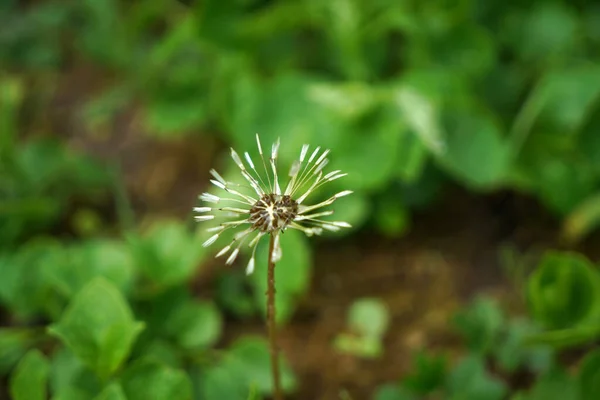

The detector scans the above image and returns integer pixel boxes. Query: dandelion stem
[267,233,283,400]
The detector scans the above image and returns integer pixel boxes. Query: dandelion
[194,134,353,274]
[194,134,351,400]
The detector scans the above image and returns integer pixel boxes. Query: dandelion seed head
[194,134,351,272]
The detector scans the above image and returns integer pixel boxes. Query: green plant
[193,135,352,399]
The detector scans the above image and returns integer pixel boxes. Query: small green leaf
[48,278,144,379]
[374,384,417,400]
[164,300,222,350]
[199,363,247,400]
[120,361,192,400]
[526,366,578,400]
[527,252,600,330]
[446,355,507,400]
[579,349,600,400]
[9,349,49,400]
[227,336,296,395]
[348,298,390,339]
[93,384,127,400]
[402,351,447,395]
[453,296,504,355]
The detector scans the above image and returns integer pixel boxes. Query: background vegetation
[3,0,600,399]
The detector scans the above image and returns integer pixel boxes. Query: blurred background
[3,0,600,399]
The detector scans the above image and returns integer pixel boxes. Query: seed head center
[249,194,299,233]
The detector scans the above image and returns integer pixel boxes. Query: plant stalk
[267,233,283,400]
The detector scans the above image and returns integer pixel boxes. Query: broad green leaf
[49,348,102,400]
[331,107,404,191]
[0,239,62,319]
[93,384,127,400]
[527,252,600,330]
[226,336,296,395]
[579,349,600,400]
[504,3,580,65]
[48,239,135,302]
[536,66,600,133]
[128,220,207,288]
[526,366,578,400]
[9,349,49,400]
[120,361,192,400]
[48,278,144,379]
[446,355,507,400]
[199,363,248,400]
[438,108,509,189]
[164,300,222,350]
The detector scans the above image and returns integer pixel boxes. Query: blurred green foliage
[3,0,600,398]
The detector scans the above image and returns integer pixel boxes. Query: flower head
[194,134,352,274]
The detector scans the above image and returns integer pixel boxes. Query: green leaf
[374,194,409,237]
[0,328,37,374]
[527,252,600,330]
[332,107,405,191]
[48,239,135,302]
[402,351,447,395]
[93,384,127,400]
[446,355,508,400]
[48,278,144,379]
[374,384,417,400]
[438,108,510,189]
[49,347,103,400]
[453,296,504,355]
[504,3,580,65]
[526,366,578,400]
[164,300,222,350]
[120,361,192,400]
[535,66,600,133]
[9,349,49,400]
[252,230,311,324]
[0,239,61,319]
[226,336,296,395]
[198,363,248,400]
[526,325,600,350]
[495,319,553,373]
[348,298,390,339]
[579,349,600,400]
[128,220,207,288]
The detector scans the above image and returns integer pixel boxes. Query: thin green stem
[267,233,283,400]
